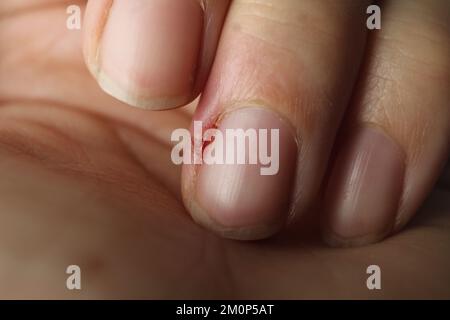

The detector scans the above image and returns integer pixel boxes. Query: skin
[0,0,448,298]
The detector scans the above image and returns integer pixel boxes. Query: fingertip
[321,126,405,247]
[83,0,204,110]
[182,107,298,240]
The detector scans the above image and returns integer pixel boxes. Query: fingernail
[94,0,203,109]
[194,107,298,240]
[324,126,405,246]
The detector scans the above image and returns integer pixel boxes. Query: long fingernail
[193,107,298,240]
[93,0,203,109]
[324,126,405,247]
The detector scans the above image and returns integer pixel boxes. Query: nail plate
[95,0,203,109]
[324,126,405,246]
[194,107,298,239]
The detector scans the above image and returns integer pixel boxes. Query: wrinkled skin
[0,1,449,299]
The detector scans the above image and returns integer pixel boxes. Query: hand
[0,0,448,298]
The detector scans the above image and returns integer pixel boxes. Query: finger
[323,0,450,246]
[83,0,230,110]
[181,0,370,239]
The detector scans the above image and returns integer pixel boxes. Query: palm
[0,1,448,299]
